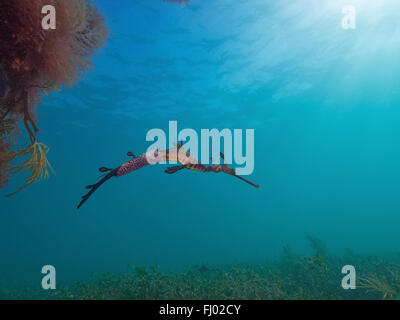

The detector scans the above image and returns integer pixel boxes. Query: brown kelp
[0,0,108,194]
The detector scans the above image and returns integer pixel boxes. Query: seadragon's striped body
[115,154,150,177]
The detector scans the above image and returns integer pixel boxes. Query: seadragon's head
[166,141,199,165]
[144,142,199,166]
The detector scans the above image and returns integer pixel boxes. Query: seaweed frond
[6,141,55,196]
[358,276,398,300]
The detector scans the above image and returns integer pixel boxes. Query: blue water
[1,0,400,290]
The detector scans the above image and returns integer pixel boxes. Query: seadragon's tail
[77,167,119,209]
[77,152,150,209]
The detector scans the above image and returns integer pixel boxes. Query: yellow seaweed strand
[358,276,397,300]
[7,141,55,196]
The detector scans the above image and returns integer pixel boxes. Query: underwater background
[1,0,400,299]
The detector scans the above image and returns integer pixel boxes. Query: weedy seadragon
[77,142,259,209]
